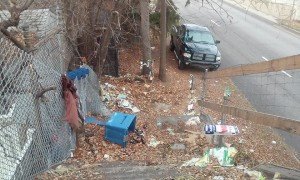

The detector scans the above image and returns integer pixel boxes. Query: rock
[244,170,264,179]
[104,154,110,160]
[171,143,186,150]
[55,165,69,175]
[153,102,172,111]
[273,172,282,179]
[186,116,201,126]
[148,136,161,148]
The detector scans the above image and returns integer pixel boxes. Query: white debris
[167,128,175,135]
[186,116,201,126]
[131,106,140,113]
[187,104,194,111]
[104,154,110,160]
[148,136,162,148]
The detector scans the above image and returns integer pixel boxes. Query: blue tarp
[67,67,89,80]
[85,117,106,126]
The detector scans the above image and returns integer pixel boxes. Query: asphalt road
[172,0,300,156]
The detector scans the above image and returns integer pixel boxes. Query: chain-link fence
[0,23,106,180]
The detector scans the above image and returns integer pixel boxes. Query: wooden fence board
[198,100,300,135]
[205,55,300,79]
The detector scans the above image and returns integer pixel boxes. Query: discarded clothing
[62,75,82,131]
[181,147,238,168]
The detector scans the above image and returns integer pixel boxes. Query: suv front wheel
[178,59,185,70]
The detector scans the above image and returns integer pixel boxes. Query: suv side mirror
[215,40,220,44]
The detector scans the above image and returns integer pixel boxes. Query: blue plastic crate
[105,112,136,147]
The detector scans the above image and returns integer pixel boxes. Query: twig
[36,86,57,99]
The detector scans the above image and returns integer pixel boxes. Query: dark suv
[170,24,221,70]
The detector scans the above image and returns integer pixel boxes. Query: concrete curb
[222,0,300,35]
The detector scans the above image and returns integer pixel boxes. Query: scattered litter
[118,99,140,113]
[167,128,175,135]
[211,147,237,166]
[236,165,246,170]
[272,140,277,145]
[181,147,238,168]
[238,138,245,144]
[250,149,255,153]
[131,106,140,113]
[171,143,186,150]
[186,116,201,126]
[130,129,145,144]
[213,176,224,180]
[187,104,194,111]
[102,94,111,102]
[144,84,150,88]
[104,83,116,89]
[151,46,155,50]
[204,125,239,135]
[117,93,127,100]
[104,154,110,160]
[194,153,210,167]
[119,99,130,107]
[185,110,196,116]
[148,136,162,148]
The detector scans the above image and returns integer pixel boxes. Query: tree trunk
[140,0,152,76]
[159,0,167,82]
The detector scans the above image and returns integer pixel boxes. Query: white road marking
[262,56,269,61]
[262,56,292,77]
[211,20,220,27]
[281,70,293,77]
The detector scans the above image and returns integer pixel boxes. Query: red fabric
[61,75,81,130]
[64,90,81,129]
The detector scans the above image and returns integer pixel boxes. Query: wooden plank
[253,164,300,180]
[197,100,300,135]
[205,55,300,79]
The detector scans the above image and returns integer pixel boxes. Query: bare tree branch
[20,0,35,11]
[0,0,35,51]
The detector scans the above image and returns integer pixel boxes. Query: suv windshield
[185,30,215,44]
